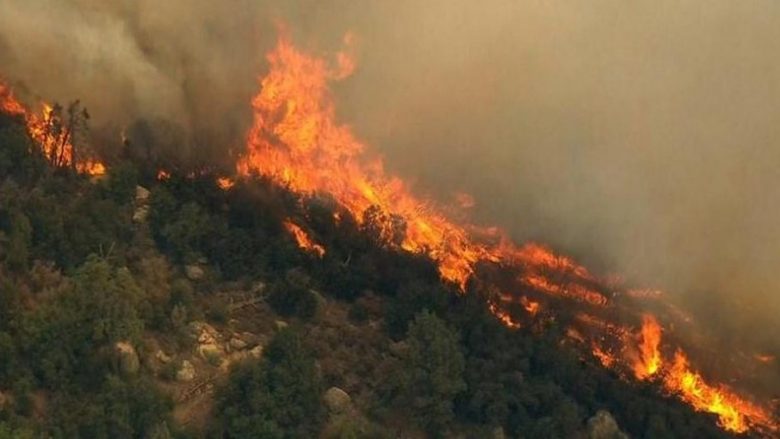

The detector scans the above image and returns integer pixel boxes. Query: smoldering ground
[1,0,779,368]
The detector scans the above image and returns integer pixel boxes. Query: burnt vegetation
[0,109,746,438]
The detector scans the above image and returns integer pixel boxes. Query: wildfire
[0,81,105,176]
[217,177,235,190]
[283,220,325,257]
[157,170,171,181]
[520,295,540,316]
[235,32,778,435]
[633,314,663,380]
[488,302,522,329]
[663,351,776,433]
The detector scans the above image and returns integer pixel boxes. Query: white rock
[249,345,264,359]
[155,350,172,364]
[135,186,151,202]
[185,265,205,281]
[230,337,248,351]
[176,360,196,382]
[323,387,351,414]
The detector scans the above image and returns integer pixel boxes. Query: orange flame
[489,302,522,329]
[217,177,235,190]
[0,81,104,176]
[236,32,507,290]
[664,351,775,433]
[633,314,663,380]
[283,220,325,257]
[236,32,777,435]
[520,295,540,316]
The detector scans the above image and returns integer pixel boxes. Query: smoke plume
[1,0,779,359]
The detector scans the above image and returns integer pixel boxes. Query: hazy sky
[1,0,778,348]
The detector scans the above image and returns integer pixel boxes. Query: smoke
[0,0,275,165]
[1,0,779,355]
[326,1,780,354]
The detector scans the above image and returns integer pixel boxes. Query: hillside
[0,107,749,438]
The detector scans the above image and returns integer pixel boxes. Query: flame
[664,351,775,433]
[488,301,522,329]
[633,314,663,380]
[217,177,235,190]
[283,220,325,257]
[520,295,540,316]
[0,82,26,116]
[236,31,506,290]
[236,33,777,435]
[0,81,104,176]
[592,345,617,368]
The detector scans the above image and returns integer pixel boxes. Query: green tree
[395,311,466,435]
[216,328,324,438]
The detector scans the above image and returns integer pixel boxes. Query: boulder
[323,387,352,415]
[275,320,289,330]
[115,341,140,375]
[176,360,196,382]
[135,186,151,202]
[185,265,205,281]
[229,337,248,351]
[199,343,222,361]
[155,350,172,364]
[587,410,628,439]
[251,281,267,295]
[247,345,263,359]
[133,205,150,223]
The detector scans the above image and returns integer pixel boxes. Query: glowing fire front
[0,81,104,176]
[234,33,778,435]
[283,220,325,257]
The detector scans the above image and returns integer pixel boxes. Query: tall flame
[237,33,777,435]
[634,314,663,380]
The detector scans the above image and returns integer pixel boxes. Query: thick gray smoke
[0,0,275,166]
[1,1,778,356]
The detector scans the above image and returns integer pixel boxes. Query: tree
[216,328,324,438]
[394,311,466,435]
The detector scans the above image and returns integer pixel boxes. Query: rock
[115,341,140,375]
[135,186,151,202]
[323,387,351,415]
[251,281,267,295]
[240,332,261,346]
[176,360,196,382]
[388,341,408,357]
[199,343,222,360]
[275,320,288,330]
[249,345,264,359]
[133,205,150,223]
[587,410,628,439]
[185,265,205,281]
[155,350,172,364]
[229,337,248,351]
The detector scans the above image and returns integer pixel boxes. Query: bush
[267,281,319,320]
[215,328,324,438]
